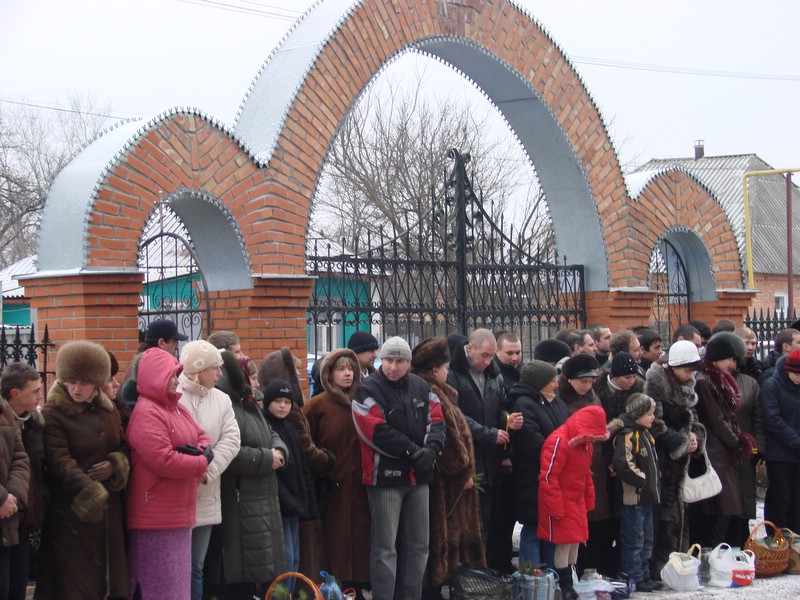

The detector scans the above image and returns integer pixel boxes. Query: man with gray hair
[353,336,445,600]
[447,328,522,565]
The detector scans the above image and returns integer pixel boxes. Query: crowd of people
[0,316,798,599]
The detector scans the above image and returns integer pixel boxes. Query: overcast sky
[1,0,798,172]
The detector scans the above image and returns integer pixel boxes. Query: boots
[555,567,579,600]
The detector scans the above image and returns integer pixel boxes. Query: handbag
[681,449,722,503]
[660,543,702,591]
[707,543,755,588]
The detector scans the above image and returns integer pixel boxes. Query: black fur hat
[56,341,111,388]
[561,352,600,380]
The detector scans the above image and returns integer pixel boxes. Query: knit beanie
[347,330,380,354]
[379,336,412,361]
[785,350,800,373]
[411,337,450,373]
[533,339,572,363]
[708,331,746,364]
[610,352,639,377]
[522,360,558,390]
[667,340,701,367]
[704,333,738,362]
[56,341,111,388]
[263,378,293,404]
[561,352,600,380]
[180,340,223,375]
[626,393,656,421]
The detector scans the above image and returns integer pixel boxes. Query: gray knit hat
[522,360,558,391]
[180,340,223,375]
[626,393,656,421]
[379,336,412,361]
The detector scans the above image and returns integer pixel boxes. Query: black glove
[202,445,214,465]
[175,444,203,456]
[410,445,437,472]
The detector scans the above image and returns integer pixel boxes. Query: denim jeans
[519,525,555,570]
[367,484,430,600]
[618,503,654,583]
[282,516,300,591]
[191,525,213,600]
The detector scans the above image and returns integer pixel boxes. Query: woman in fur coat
[643,340,705,575]
[303,348,370,597]
[36,341,129,600]
[411,337,485,600]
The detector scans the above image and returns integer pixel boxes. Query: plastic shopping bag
[707,544,755,588]
[660,543,702,591]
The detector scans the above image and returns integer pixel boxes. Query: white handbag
[681,449,722,503]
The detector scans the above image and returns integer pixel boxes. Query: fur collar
[645,362,698,411]
[557,372,600,411]
[46,382,115,416]
[217,350,251,405]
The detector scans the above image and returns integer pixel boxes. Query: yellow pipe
[742,167,800,289]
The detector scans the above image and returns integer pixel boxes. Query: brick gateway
[27,0,754,373]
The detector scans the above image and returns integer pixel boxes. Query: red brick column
[207,276,315,365]
[690,290,758,328]
[20,271,144,380]
[585,288,659,330]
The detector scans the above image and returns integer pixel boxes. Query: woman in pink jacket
[126,347,213,600]
[538,405,610,600]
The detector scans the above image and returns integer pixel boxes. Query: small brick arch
[628,169,743,291]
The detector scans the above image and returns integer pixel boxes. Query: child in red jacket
[538,405,609,600]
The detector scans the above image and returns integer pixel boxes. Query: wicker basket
[265,572,324,600]
[744,520,791,577]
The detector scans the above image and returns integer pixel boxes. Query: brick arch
[235,0,629,291]
[627,169,743,292]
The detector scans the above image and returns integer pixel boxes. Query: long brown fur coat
[419,374,485,588]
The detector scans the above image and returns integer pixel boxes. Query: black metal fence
[307,149,585,357]
[744,307,798,357]
[0,324,55,387]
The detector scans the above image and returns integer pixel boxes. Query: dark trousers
[486,474,516,573]
[765,460,800,532]
[0,545,11,600]
[577,518,619,577]
[8,530,30,600]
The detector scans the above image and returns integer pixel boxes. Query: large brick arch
[626,168,743,291]
[235,0,627,291]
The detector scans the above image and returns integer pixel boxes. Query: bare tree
[0,93,113,268]
[311,65,554,260]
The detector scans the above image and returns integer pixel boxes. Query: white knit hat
[379,336,412,361]
[180,340,223,375]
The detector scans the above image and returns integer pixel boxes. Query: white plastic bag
[660,543,702,591]
[707,544,755,588]
[572,566,615,600]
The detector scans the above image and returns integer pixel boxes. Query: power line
[0,97,140,121]
[571,55,800,82]
[174,0,302,20]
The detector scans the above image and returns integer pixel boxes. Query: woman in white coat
[178,340,241,600]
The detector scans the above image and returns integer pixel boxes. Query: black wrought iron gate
[306,149,585,356]
[138,204,212,341]
[651,238,691,343]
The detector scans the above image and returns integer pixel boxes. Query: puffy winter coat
[0,399,29,546]
[608,414,660,506]
[126,348,210,530]
[353,368,445,487]
[761,355,800,463]
[447,344,509,485]
[177,373,241,527]
[538,405,609,544]
[205,350,287,585]
[508,380,569,526]
[304,348,371,583]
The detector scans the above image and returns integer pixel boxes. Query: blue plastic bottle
[319,571,344,600]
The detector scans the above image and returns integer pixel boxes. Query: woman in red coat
[538,405,609,600]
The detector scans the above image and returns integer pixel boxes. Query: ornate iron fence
[650,238,691,343]
[744,307,798,357]
[0,324,55,386]
[307,149,585,357]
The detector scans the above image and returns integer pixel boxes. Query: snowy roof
[0,255,37,299]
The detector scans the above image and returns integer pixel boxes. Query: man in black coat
[447,328,522,563]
